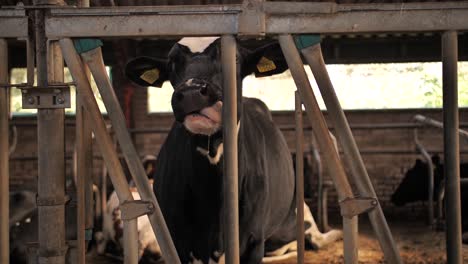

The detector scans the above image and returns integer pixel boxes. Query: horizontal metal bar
[415,114,468,140]
[39,2,468,37]
[0,9,28,38]
[46,13,238,38]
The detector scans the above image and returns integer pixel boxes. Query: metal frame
[0,38,9,264]
[1,1,468,263]
[38,2,468,37]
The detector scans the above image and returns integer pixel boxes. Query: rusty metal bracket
[238,0,265,37]
[20,84,71,109]
[340,197,378,218]
[120,200,155,221]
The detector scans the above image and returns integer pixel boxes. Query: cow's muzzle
[171,78,221,122]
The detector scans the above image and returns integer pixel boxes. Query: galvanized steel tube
[279,34,358,264]
[295,92,305,264]
[222,35,240,264]
[414,129,434,226]
[59,38,139,264]
[442,30,462,264]
[35,6,68,262]
[80,46,180,264]
[301,43,402,264]
[0,38,9,264]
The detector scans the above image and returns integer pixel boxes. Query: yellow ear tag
[256,56,276,73]
[140,68,160,84]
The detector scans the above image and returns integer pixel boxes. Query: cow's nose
[171,84,215,122]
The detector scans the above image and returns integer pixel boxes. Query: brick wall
[8,87,468,223]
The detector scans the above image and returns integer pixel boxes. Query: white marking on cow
[303,203,343,249]
[186,78,194,86]
[197,143,224,165]
[178,37,220,53]
[98,182,161,259]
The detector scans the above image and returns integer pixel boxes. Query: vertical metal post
[301,43,402,264]
[75,1,93,263]
[0,38,9,264]
[442,30,462,264]
[34,4,68,262]
[295,92,305,264]
[59,38,139,264]
[414,129,434,226]
[278,34,358,264]
[221,35,240,264]
[79,46,180,264]
[310,134,326,231]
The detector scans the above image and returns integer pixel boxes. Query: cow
[125,37,342,263]
[391,155,468,243]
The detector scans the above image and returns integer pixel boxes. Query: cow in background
[391,155,468,243]
[125,37,341,264]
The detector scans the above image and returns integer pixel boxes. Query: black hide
[153,98,296,263]
[391,156,468,235]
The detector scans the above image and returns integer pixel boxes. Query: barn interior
[2,0,468,263]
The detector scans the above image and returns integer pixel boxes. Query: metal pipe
[301,43,402,264]
[221,35,240,264]
[310,133,326,231]
[442,30,462,264]
[0,38,9,264]
[34,4,68,262]
[414,129,434,226]
[415,114,468,140]
[79,46,180,264]
[295,91,305,264]
[59,38,139,264]
[278,34,358,264]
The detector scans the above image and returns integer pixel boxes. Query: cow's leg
[239,232,265,264]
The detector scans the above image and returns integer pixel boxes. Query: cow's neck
[194,121,240,166]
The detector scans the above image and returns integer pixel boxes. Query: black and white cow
[125,37,341,263]
[391,155,468,243]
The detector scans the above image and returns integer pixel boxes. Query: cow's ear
[240,40,288,79]
[125,57,169,87]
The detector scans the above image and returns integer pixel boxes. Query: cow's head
[125,37,286,136]
[391,156,442,206]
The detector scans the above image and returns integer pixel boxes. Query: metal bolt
[147,203,154,210]
[371,200,378,206]
[27,96,35,104]
[22,89,28,94]
[57,97,65,104]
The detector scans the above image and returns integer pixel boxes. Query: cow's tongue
[183,101,222,136]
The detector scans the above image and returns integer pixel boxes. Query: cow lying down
[98,187,342,263]
[125,37,341,263]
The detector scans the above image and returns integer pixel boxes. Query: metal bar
[295,91,305,264]
[414,114,468,140]
[442,30,462,264]
[41,3,468,37]
[0,10,28,38]
[414,129,434,226]
[76,100,86,264]
[301,43,402,264]
[0,38,9,264]
[222,35,240,264]
[35,5,68,262]
[79,46,180,264]
[59,38,139,264]
[310,133,326,231]
[278,34,358,264]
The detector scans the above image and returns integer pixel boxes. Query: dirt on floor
[274,220,468,264]
[87,220,468,264]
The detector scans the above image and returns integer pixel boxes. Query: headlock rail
[0,1,467,264]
